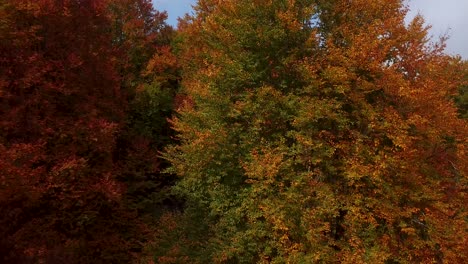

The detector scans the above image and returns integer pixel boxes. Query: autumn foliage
[1,0,467,263]
[164,0,468,263]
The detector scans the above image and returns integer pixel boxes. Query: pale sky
[153,0,468,59]
[406,0,468,58]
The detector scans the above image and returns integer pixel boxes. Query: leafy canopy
[164,0,467,263]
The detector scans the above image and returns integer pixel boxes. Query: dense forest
[0,0,466,263]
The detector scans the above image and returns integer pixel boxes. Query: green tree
[109,0,180,219]
[164,0,467,263]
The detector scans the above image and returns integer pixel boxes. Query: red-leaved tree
[0,0,149,262]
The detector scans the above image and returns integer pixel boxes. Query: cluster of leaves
[454,61,468,119]
[160,0,468,263]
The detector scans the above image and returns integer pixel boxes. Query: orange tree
[164,0,467,262]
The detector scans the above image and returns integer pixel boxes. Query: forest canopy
[0,0,467,263]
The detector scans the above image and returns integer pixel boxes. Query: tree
[0,0,144,262]
[108,0,180,219]
[164,0,467,262]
